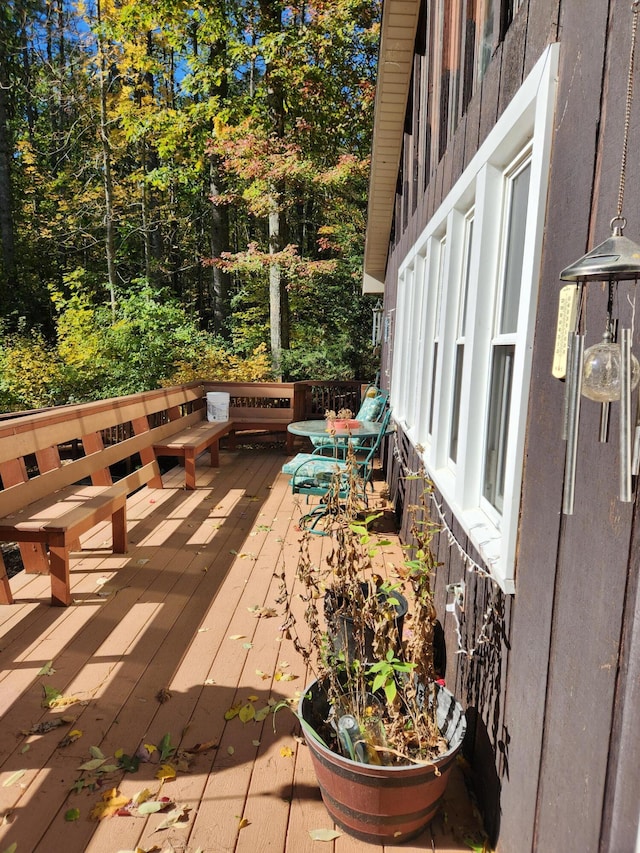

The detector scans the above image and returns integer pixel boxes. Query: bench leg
[0,553,13,604]
[184,451,197,490]
[112,505,127,553]
[19,542,50,575]
[209,440,220,467]
[49,542,72,607]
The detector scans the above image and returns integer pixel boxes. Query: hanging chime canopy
[560,219,640,283]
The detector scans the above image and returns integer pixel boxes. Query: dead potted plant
[275,447,466,844]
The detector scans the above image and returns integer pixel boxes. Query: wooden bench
[152,417,233,491]
[204,382,297,453]
[0,384,210,606]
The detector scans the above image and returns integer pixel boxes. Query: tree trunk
[0,40,17,304]
[209,156,231,334]
[259,0,289,377]
[96,0,118,318]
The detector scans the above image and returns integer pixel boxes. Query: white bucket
[206,391,230,421]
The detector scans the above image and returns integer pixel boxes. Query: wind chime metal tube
[599,314,617,443]
[561,333,576,442]
[621,328,633,500]
[562,330,584,515]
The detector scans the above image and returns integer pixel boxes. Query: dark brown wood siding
[380,0,640,851]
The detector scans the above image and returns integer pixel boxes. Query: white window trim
[392,43,559,594]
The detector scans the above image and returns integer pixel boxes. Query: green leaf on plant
[384,680,397,703]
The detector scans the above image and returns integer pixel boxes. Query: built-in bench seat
[0,384,211,606]
[204,382,297,453]
[152,417,233,491]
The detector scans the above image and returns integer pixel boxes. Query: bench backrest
[203,381,297,425]
[0,384,205,518]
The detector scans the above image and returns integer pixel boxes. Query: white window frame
[391,44,559,593]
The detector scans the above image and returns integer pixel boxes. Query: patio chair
[310,385,389,456]
[287,455,353,532]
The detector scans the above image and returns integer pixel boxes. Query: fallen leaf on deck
[89,745,105,759]
[154,805,191,831]
[58,729,82,747]
[237,816,250,830]
[38,661,56,676]
[308,828,343,841]
[137,800,166,815]
[280,746,294,758]
[227,746,235,755]
[255,669,270,680]
[238,703,255,723]
[158,733,175,761]
[155,687,172,703]
[186,739,218,753]
[41,686,81,709]
[204,678,216,685]
[229,634,246,641]
[64,807,81,822]
[274,672,297,682]
[2,770,25,788]
[242,642,253,650]
[131,788,155,806]
[135,743,155,762]
[78,757,107,771]
[197,627,209,633]
[254,706,271,722]
[225,702,242,720]
[155,764,176,781]
[252,739,261,747]
[1,843,17,853]
[278,660,290,668]
[248,605,278,618]
[90,788,130,820]
[21,718,68,736]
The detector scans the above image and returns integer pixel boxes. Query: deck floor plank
[0,447,485,853]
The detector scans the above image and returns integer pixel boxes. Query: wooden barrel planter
[299,679,466,845]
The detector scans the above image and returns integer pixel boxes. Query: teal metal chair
[310,386,389,456]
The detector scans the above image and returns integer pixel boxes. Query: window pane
[483,345,515,513]
[449,345,464,463]
[500,163,531,334]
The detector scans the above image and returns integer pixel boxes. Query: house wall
[380,1,640,851]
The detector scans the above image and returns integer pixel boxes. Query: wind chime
[556,1,640,514]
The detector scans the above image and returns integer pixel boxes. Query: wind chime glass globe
[582,340,640,402]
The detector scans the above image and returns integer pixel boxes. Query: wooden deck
[0,447,486,852]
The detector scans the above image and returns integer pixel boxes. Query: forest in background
[0,0,381,410]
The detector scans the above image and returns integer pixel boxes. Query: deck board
[0,447,485,852]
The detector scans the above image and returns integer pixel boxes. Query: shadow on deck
[0,446,486,853]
